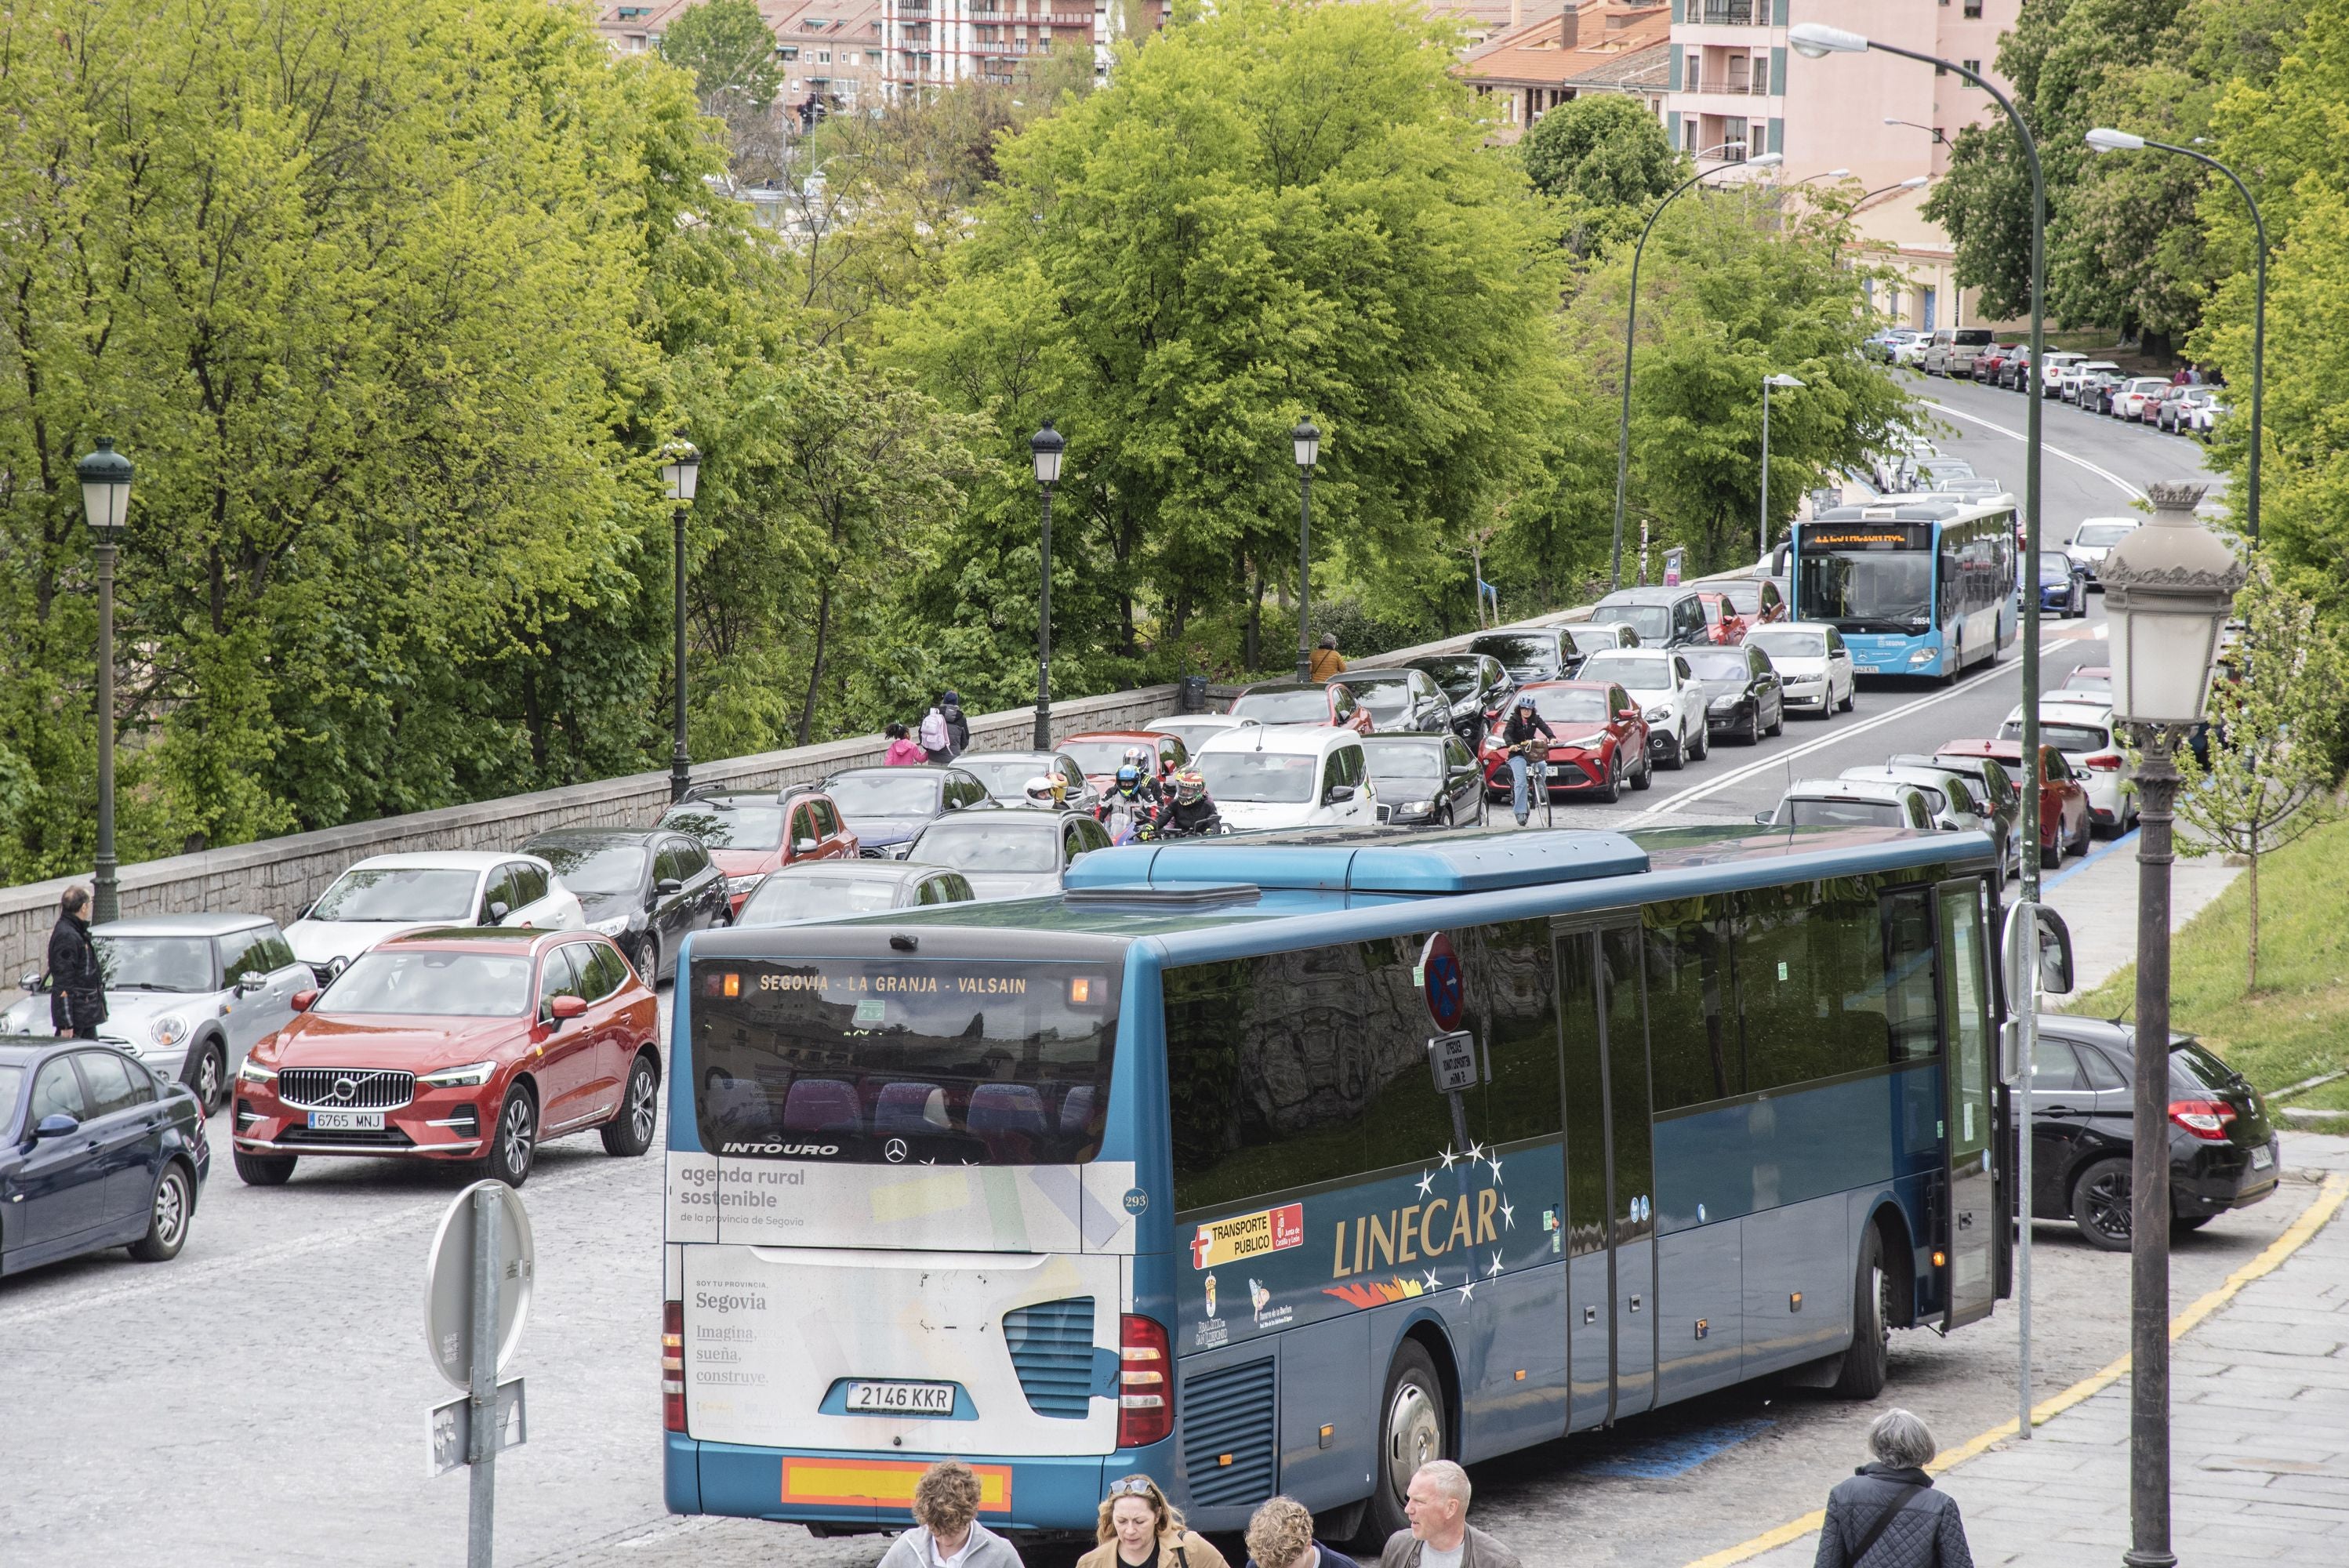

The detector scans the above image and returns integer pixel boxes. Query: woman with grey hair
[1812,1409,1973,1567]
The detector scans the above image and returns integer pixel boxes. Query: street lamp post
[1030,421,1065,749]
[2085,129,2266,550]
[659,441,701,804]
[75,438,134,924]
[2099,480,2245,1568]
[1860,174,1933,204]
[1291,419,1320,686]
[1796,16,2053,1440]
[1759,373,1805,558]
[1882,117,1951,145]
[1610,151,1783,588]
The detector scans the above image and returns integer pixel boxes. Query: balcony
[1697,1,1767,24]
[1694,75,1768,95]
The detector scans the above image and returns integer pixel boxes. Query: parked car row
[1948,339,2230,440]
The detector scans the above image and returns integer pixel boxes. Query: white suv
[1575,649,1709,769]
[2002,702,2137,835]
[286,851,584,981]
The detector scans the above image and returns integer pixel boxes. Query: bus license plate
[307,1110,384,1131]
[844,1381,956,1415]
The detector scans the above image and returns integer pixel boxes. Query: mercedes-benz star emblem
[884,1138,908,1164]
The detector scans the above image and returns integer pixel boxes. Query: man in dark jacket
[940,691,971,757]
[48,886,107,1040]
[1813,1409,1973,1568]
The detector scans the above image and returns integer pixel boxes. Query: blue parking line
[2042,823,2140,890]
[1575,1417,1777,1479]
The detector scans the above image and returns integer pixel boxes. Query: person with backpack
[919,699,955,764]
[1076,1474,1230,1568]
[940,690,971,756]
[1811,1410,1973,1568]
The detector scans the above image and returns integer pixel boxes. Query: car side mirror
[295,902,315,921]
[793,837,819,855]
[20,969,44,994]
[290,989,318,1012]
[34,1112,79,1142]
[488,901,511,923]
[1619,708,1641,723]
[1325,783,1356,804]
[549,993,589,1023]
[655,877,682,895]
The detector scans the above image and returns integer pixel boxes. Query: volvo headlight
[237,1057,276,1085]
[150,1012,191,1051]
[420,1061,497,1089]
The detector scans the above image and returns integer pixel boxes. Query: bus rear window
[690,960,1118,1163]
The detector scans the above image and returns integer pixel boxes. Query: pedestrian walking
[940,690,971,757]
[884,721,927,767]
[48,885,107,1040]
[876,1460,1025,1568]
[1378,1460,1519,1568]
[920,697,957,764]
[1307,632,1347,684]
[1810,1409,1973,1568]
[1245,1494,1362,1568]
[1076,1474,1231,1568]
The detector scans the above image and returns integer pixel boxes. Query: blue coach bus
[1792,499,2018,681]
[660,825,2013,1543]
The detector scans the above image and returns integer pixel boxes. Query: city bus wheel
[1829,1226,1890,1399]
[1368,1341,1447,1544]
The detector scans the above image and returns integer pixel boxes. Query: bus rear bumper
[666,1435,1181,1532]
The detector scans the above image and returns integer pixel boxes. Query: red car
[1480,681,1652,804]
[1974,344,2023,383]
[1695,591,1748,645]
[1058,728,1190,795]
[1936,739,2092,867]
[231,928,661,1187]
[659,789,857,916]
[1224,681,1377,735]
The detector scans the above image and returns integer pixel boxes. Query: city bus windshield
[690,958,1119,1163]
[1797,527,1934,631]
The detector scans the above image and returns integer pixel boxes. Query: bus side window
[1738,877,1913,1092]
[1644,903,1739,1110]
[1882,889,1939,1064]
[1461,920,1564,1146]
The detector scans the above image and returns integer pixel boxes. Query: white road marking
[1921,398,2150,502]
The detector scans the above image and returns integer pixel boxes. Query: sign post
[426,1180,535,1566]
[1418,935,1479,1149]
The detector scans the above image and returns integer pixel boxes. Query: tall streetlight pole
[1610,151,1784,589]
[1030,421,1065,749]
[1291,419,1320,685]
[659,441,701,804]
[1798,15,2051,1447]
[75,439,134,924]
[2085,129,2266,550]
[1759,374,1804,559]
[2098,481,2246,1568]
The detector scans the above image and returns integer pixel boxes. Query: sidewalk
[1734,1134,2349,1568]
[2040,825,2245,993]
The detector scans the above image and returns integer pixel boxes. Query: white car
[2060,360,2119,403]
[2002,701,2137,834]
[2039,350,2088,396]
[1744,622,1856,717]
[6,913,310,1112]
[1757,777,1935,831]
[1574,649,1709,769]
[1145,713,1259,757]
[285,851,583,981]
[2112,377,2170,420]
[2065,517,2140,586]
[1192,724,1378,832]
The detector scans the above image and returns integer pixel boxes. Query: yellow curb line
[1679,1173,2349,1568]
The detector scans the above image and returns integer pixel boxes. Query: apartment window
[818,50,832,62]
[1965,0,1983,12]
[779,45,798,58]
[1962,59,1980,77]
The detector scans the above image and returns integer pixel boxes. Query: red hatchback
[1695,592,1748,645]
[1936,739,2093,867]
[1480,681,1652,804]
[659,789,858,916]
[231,928,661,1187]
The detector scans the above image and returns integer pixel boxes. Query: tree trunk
[1245,568,1263,672]
[797,576,833,747]
[2245,841,2260,994]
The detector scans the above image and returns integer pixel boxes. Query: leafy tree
[664,0,787,182]
[2174,563,2344,991]
[1521,95,1685,258]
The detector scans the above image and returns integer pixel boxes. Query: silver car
[1840,764,2014,877]
[8,913,310,1112]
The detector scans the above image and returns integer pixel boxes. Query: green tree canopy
[1521,94,1685,258]
[663,0,784,117]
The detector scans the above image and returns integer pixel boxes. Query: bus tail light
[1118,1313,1171,1449]
[2170,1100,2237,1141]
[663,1299,686,1432]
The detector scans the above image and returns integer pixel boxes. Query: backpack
[918,710,950,752]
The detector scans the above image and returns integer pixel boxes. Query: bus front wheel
[1367,1340,1448,1544]
[1829,1226,1891,1399]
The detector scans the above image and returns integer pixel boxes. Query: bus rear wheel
[1366,1341,1447,1545]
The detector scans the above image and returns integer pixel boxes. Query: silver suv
[9,913,310,1113]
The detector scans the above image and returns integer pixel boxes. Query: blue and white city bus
[1792,500,2019,681]
[660,826,2013,1542]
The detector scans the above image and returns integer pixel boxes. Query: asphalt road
[0,373,2240,1568]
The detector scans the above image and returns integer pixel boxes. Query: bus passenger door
[1556,922,1657,1428]
[1937,880,1997,1329]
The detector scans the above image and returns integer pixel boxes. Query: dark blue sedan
[1,1037,209,1276]
[2035,550,2091,619]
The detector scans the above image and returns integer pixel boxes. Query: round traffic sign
[424,1180,535,1392]
[1421,932,1465,1031]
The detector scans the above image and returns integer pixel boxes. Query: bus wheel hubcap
[1386,1381,1441,1499]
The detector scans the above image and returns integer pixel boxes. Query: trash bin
[1179,674,1210,713]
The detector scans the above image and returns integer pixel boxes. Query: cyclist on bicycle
[1493,691,1557,826]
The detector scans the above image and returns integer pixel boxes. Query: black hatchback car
[1681,644,1785,745]
[1590,587,1709,648]
[1469,628,1578,687]
[1407,652,1515,751]
[519,828,730,985]
[1362,734,1486,829]
[2026,1015,2280,1250]
[1,1038,209,1276]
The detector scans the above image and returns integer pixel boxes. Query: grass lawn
[2068,815,2349,1112]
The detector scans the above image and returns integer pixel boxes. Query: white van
[1191,724,1378,833]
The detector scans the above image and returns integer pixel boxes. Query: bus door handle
[1583,1305,1597,1325]
[1628,1294,1643,1313]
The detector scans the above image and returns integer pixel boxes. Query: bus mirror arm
[2035,906,2075,995]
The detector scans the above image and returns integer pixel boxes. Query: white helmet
[1023,775,1059,805]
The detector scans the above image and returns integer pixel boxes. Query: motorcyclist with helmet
[1097,765,1156,843]
[1120,745,1168,809]
[1154,770,1224,838]
[1022,774,1067,809]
